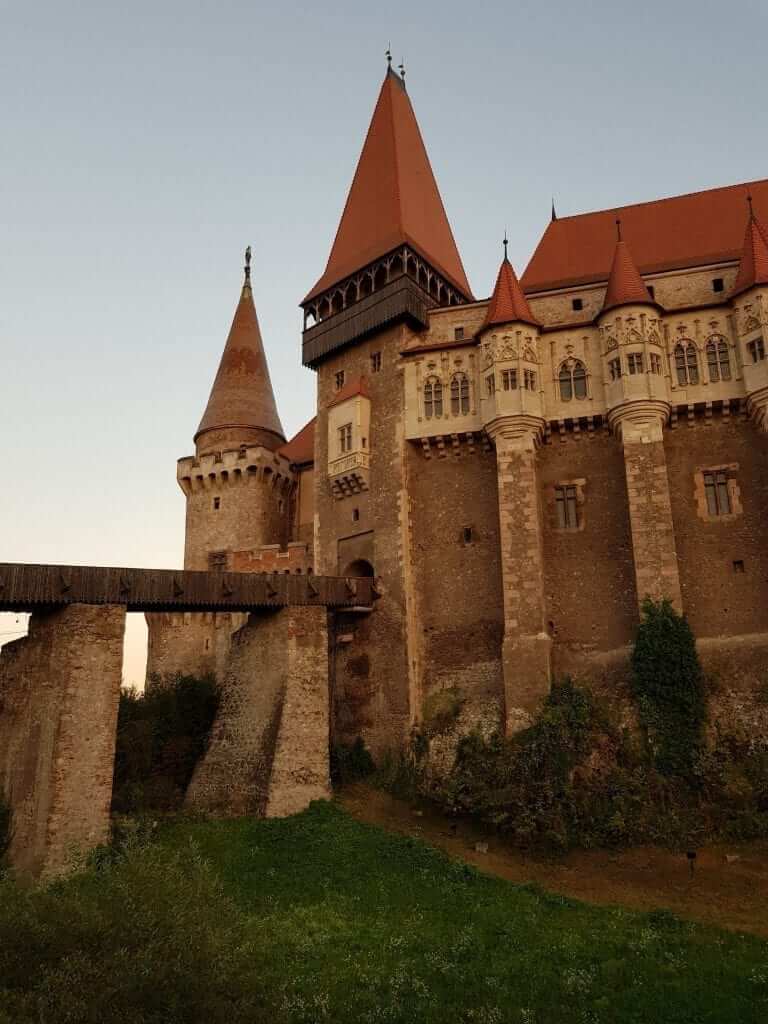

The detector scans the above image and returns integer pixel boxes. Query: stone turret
[729,201,768,431]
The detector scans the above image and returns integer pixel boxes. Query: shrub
[112,674,220,815]
[422,686,465,736]
[631,598,707,776]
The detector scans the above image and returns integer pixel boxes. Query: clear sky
[2,0,766,685]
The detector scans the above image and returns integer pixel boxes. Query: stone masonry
[0,604,125,878]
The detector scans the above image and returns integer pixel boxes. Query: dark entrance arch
[343,559,374,578]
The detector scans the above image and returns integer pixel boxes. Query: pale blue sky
[2,0,766,683]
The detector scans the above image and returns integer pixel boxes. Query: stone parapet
[177,443,295,496]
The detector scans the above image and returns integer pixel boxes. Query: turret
[729,198,768,430]
[178,251,294,570]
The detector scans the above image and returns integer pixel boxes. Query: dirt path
[338,784,768,938]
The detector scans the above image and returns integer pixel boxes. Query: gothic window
[501,368,517,390]
[338,423,352,454]
[674,342,699,385]
[650,353,662,374]
[703,470,731,516]
[335,370,345,391]
[609,357,621,380]
[706,337,731,382]
[748,336,766,363]
[424,376,443,419]
[627,352,644,375]
[485,374,495,397]
[555,485,579,529]
[558,360,587,401]
[451,372,470,414]
[523,369,537,391]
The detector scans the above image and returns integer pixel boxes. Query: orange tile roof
[328,375,370,408]
[730,209,768,298]
[481,257,538,329]
[522,179,768,293]
[278,416,316,465]
[304,70,472,303]
[602,237,654,312]
[195,281,285,450]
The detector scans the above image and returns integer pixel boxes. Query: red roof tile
[730,210,768,298]
[328,375,370,408]
[304,70,472,303]
[602,237,654,312]
[481,257,538,329]
[522,179,768,293]
[278,417,316,465]
[195,280,285,453]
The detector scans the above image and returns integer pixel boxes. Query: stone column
[0,604,126,878]
[186,604,331,817]
[610,402,682,610]
[487,416,551,734]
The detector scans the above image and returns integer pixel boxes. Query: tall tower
[179,251,292,572]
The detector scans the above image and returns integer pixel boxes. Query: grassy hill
[1,801,766,1023]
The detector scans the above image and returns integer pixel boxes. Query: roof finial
[503,230,509,261]
[386,44,392,70]
[398,59,405,84]
[615,218,622,242]
[551,197,557,222]
[747,193,754,219]
[244,245,251,285]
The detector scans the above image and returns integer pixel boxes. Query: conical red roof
[481,257,538,330]
[730,210,768,298]
[602,238,654,312]
[195,279,285,455]
[304,70,471,303]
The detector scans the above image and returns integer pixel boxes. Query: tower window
[451,372,471,413]
[424,375,443,418]
[571,298,583,311]
[674,341,699,385]
[706,336,731,382]
[462,526,473,544]
[608,357,621,381]
[371,351,382,372]
[501,368,517,390]
[454,326,465,341]
[558,359,587,400]
[748,337,766,363]
[712,277,724,293]
[650,353,662,374]
[555,485,579,530]
[733,560,745,574]
[627,352,644,375]
[523,369,537,391]
[703,470,731,516]
[338,423,353,453]
[335,370,345,391]
[213,496,221,510]
[485,374,496,397]
[352,508,360,522]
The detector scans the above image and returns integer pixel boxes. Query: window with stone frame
[338,422,353,454]
[370,351,382,373]
[674,341,699,385]
[208,550,228,572]
[650,352,662,375]
[335,370,345,391]
[558,359,587,401]
[555,485,578,529]
[451,372,470,413]
[706,336,731,381]
[501,368,517,390]
[485,374,495,397]
[423,375,443,419]
[523,368,537,391]
[694,464,742,522]
[608,357,621,380]
[627,352,644,375]
[703,470,730,516]
[748,336,766,363]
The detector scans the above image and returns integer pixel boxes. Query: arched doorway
[342,559,374,578]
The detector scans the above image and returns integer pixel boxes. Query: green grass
[2,802,767,1023]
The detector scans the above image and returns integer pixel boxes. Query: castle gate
[0,562,376,878]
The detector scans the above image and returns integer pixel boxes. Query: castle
[146,64,768,759]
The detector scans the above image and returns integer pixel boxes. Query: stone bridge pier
[0,562,374,878]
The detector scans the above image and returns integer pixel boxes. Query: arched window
[706,336,731,382]
[674,342,699,386]
[450,372,470,415]
[423,376,443,419]
[558,360,587,401]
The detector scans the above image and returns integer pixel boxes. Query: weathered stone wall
[186,605,330,817]
[0,604,125,878]
[145,610,244,688]
[232,541,313,574]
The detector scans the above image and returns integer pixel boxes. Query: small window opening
[338,422,353,454]
[555,485,579,530]
[647,285,656,300]
[204,638,210,651]
[733,560,745,574]
[501,368,517,390]
[523,368,537,391]
[703,470,731,516]
[335,370,345,391]
[748,337,766,363]
[371,351,382,373]
[454,326,465,341]
[571,298,583,311]
[486,374,495,396]
[462,526,473,545]
[608,357,621,381]
[712,277,724,293]
[213,496,221,510]
[352,508,360,522]
[650,353,662,374]
[627,352,644,375]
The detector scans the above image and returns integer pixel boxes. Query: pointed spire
[730,196,768,299]
[602,228,655,313]
[195,251,285,455]
[551,198,557,222]
[304,71,472,302]
[481,246,539,331]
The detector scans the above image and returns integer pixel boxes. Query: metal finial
[398,60,405,82]
[748,193,754,218]
[615,218,622,242]
[551,197,558,222]
[244,245,252,284]
[503,231,509,260]
[386,45,392,69]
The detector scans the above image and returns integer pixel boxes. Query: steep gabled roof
[195,276,285,452]
[278,417,316,465]
[481,257,538,330]
[730,208,768,298]
[522,179,768,294]
[304,70,471,303]
[602,236,654,312]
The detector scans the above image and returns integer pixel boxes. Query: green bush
[112,674,220,815]
[631,598,707,776]
[330,736,375,785]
